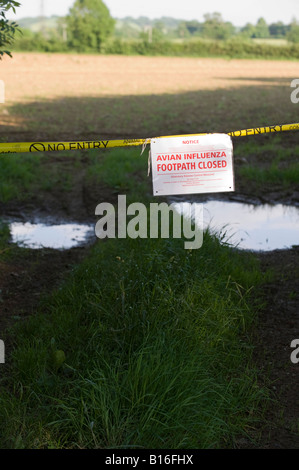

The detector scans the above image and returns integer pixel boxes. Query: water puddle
[9,221,94,250]
[172,199,299,251]
[5,199,299,252]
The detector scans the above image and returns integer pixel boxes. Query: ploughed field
[1,53,299,142]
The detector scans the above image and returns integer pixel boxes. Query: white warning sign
[151,133,234,196]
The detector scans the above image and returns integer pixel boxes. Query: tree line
[175,14,299,41]
[2,0,299,59]
[128,13,299,42]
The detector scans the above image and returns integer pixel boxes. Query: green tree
[287,19,299,43]
[269,21,288,38]
[185,20,202,36]
[202,12,235,40]
[253,17,269,38]
[240,22,256,38]
[0,0,20,58]
[176,21,191,39]
[66,0,115,52]
[152,21,166,42]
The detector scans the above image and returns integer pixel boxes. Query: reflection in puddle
[173,200,299,251]
[9,222,94,250]
[6,200,299,252]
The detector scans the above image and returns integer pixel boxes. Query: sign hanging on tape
[150,133,234,196]
[0,123,298,155]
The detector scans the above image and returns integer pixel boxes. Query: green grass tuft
[0,231,268,449]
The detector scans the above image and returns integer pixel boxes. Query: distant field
[1,53,299,142]
[1,53,299,199]
[251,38,288,46]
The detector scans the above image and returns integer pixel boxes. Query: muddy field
[0,53,299,448]
[2,53,299,100]
[1,53,299,141]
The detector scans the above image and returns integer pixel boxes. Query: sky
[7,0,299,26]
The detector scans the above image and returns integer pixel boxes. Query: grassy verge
[86,147,150,200]
[0,154,42,203]
[0,230,268,449]
[0,147,149,204]
[12,37,299,60]
[240,163,299,186]
[0,147,270,449]
[0,152,75,203]
[235,135,299,189]
[1,143,298,209]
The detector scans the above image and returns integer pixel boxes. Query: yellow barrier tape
[0,123,298,155]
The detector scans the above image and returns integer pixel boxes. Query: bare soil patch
[1,53,298,141]
[234,248,299,449]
